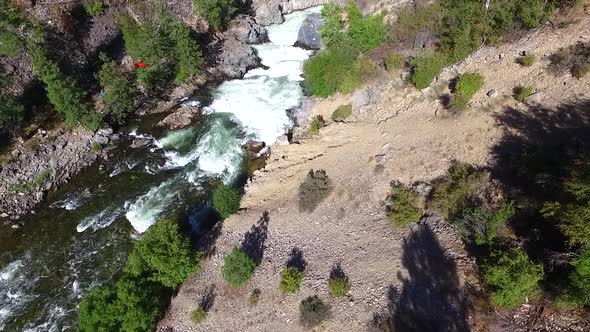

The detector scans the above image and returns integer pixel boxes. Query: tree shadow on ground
[286,247,307,271]
[488,99,590,289]
[240,210,269,265]
[371,223,469,332]
[199,284,216,312]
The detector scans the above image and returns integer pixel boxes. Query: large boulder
[214,37,262,79]
[294,13,324,50]
[254,1,284,25]
[157,106,201,129]
[229,15,269,44]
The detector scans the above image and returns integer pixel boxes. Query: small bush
[331,104,352,122]
[84,0,104,17]
[299,169,332,212]
[517,54,536,67]
[300,295,331,328]
[0,31,21,57]
[191,307,207,324]
[346,1,388,54]
[513,85,535,102]
[222,247,256,287]
[339,55,378,94]
[98,53,136,125]
[212,184,241,219]
[127,218,200,288]
[549,42,590,76]
[455,201,515,245]
[249,288,261,305]
[572,63,590,79]
[451,72,484,111]
[387,183,423,227]
[483,249,543,309]
[320,3,344,49]
[429,163,485,220]
[279,267,304,293]
[308,115,326,135]
[384,53,404,70]
[193,0,237,31]
[410,53,447,89]
[328,277,349,297]
[565,248,590,306]
[0,94,24,134]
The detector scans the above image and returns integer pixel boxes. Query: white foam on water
[125,6,321,233]
[0,255,38,331]
[76,207,122,233]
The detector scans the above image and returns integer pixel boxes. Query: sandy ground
[159,11,590,332]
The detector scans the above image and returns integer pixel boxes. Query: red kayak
[134,61,148,68]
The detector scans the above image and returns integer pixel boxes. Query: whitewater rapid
[124,7,322,233]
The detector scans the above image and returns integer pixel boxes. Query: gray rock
[130,138,152,149]
[352,87,378,112]
[254,1,284,25]
[487,89,498,98]
[275,135,290,146]
[294,13,324,50]
[525,92,542,106]
[215,37,261,79]
[229,15,269,44]
[94,135,109,146]
[414,31,434,49]
[157,106,201,130]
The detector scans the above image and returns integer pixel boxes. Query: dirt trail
[159,14,590,332]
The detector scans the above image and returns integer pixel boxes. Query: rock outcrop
[0,128,118,221]
[157,106,201,129]
[294,13,324,50]
[229,15,269,44]
[212,37,262,79]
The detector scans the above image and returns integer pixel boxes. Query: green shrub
[410,53,447,89]
[222,247,256,287]
[331,104,352,122]
[549,42,590,76]
[78,286,120,331]
[387,183,423,227]
[193,0,237,31]
[98,54,136,125]
[455,201,515,245]
[328,277,349,297]
[384,53,404,70]
[127,218,201,288]
[346,1,388,54]
[28,42,102,130]
[572,63,590,79]
[565,248,590,306]
[0,31,20,57]
[320,3,344,49]
[303,46,356,97]
[299,169,332,212]
[0,94,24,134]
[515,0,546,28]
[212,184,241,219]
[451,72,484,111]
[191,307,207,324]
[249,288,261,305]
[429,163,485,220]
[171,22,204,82]
[513,85,535,102]
[279,267,304,293]
[517,54,536,66]
[483,249,543,309]
[300,295,331,327]
[308,115,326,135]
[84,0,104,17]
[339,56,378,94]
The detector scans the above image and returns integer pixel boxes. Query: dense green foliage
[331,104,352,122]
[566,249,590,306]
[328,277,349,297]
[384,53,404,70]
[308,115,325,135]
[483,249,543,308]
[212,184,241,219]
[300,296,331,327]
[0,31,20,57]
[193,0,237,31]
[127,219,200,288]
[79,218,199,331]
[222,247,256,287]
[191,307,207,324]
[513,85,535,102]
[84,0,104,17]
[119,10,204,86]
[279,267,304,293]
[28,43,101,130]
[98,54,136,125]
[303,1,386,96]
[386,183,423,227]
[456,202,515,245]
[410,53,447,89]
[451,72,484,111]
[299,169,331,212]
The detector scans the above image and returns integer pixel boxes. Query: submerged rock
[294,13,324,50]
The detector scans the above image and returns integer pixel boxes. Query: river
[0,6,321,331]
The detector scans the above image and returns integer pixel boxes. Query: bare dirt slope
[159,14,590,332]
